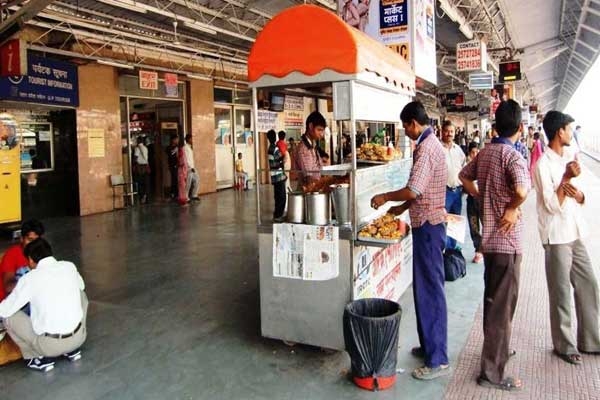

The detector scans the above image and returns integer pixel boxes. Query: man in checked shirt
[371,101,450,380]
[459,100,530,391]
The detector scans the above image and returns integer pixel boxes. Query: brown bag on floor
[0,335,22,365]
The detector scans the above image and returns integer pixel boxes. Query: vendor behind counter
[293,111,329,188]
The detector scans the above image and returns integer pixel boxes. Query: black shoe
[191,197,200,202]
[64,349,82,362]
[273,216,286,223]
[26,357,55,372]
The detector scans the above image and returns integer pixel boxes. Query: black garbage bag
[343,298,402,391]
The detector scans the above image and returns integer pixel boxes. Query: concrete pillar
[188,80,216,194]
[76,64,122,215]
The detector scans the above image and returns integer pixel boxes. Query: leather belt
[44,322,82,339]
[446,186,462,191]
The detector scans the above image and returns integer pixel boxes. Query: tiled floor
[0,155,599,400]
[445,153,600,400]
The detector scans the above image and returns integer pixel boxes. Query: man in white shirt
[441,120,466,250]
[533,111,600,365]
[133,136,150,204]
[0,238,88,372]
[183,134,200,202]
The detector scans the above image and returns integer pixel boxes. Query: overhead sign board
[469,72,494,90]
[0,53,79,107]
[498,61,521,83]
[456,40,487,72]
[139,70,158,90]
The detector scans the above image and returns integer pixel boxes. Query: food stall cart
[249,5,416,350]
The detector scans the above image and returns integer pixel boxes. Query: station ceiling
[1,0,598,113]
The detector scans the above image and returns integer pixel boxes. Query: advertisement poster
[411,0,436,84]
[440,92,465,108]
[337,1,435,82]
[164,73,178,98]
[284,110,304,131]
[0,53,79,107]
[273,224,339,281]
[257,110,278,132]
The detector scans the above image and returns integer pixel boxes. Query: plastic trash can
[343,298,402,391]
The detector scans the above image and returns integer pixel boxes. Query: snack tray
[356,159,388,165]
[355,235,408,248]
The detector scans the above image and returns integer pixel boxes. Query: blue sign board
[0,53,79,107]
[379,0,409,35]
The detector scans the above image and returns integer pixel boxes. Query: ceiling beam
[0,0,53,42]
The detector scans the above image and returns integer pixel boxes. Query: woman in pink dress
[529,132,543,177]
[177,144,188,205]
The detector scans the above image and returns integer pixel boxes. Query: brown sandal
[554,350,582,365]
[477,376,523,391]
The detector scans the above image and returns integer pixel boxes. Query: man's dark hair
[170,133,178,142]
[441,120,453,130]
[491,123,496,130]
[468,141,479,152]
[137,136,145,145]
[494,100,522,138]
[21,219,45,237]
[534,132,540,140]
[278,131,286,140]
[185,133,192,142]
[576,125,581,130]
[528,126,534,131]
[267,129,277,144]
[542,111,575,142]
[305,111,326,130]
[400,101,429,125]
[23,238,53,263]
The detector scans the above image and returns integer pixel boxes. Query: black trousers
[273,180,287,219]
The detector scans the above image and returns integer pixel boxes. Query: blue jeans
[445,187,463,249]
[412,221,448,367]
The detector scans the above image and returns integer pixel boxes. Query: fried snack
[356,143,401,162]
[302,175,350,194]
[358,213,408,240]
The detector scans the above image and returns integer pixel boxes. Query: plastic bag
[444,248,466,281]
[343,298,402,391]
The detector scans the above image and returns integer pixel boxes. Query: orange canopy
[248,4,415,93]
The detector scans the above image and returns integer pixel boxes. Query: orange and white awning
[248,5,415,95]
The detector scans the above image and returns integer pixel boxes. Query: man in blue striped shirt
[267,129,287,222]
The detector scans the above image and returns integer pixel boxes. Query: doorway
[120,96,185,201]
[214,105,254,189]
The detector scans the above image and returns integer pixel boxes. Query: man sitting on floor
[0,238,88,372]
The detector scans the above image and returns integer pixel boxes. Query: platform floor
[1,156,599,400]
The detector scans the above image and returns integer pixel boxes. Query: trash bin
[343,298,402,391]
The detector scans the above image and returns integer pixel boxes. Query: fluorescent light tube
[97,59,134,69]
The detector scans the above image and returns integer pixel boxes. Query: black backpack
[444,248,466,281]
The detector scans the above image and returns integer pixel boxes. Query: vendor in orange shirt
[0,219,45,300]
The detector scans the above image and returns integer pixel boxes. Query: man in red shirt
[0,220,45,300]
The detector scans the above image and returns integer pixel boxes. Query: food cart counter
[249,5,417,350]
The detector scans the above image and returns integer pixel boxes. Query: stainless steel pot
[330,183,350,226]
[286,191,304,223]
[305,192,330,225]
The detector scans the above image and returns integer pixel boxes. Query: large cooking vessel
[287,191,304,223]
[305,192,330,225]
[330,183,350,226]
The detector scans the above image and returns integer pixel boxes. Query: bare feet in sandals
[554,350,582,365]
[477,376,523,391]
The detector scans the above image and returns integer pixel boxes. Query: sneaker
[64,349,82,362]
[472,252,484,263]
[26,357,55,372]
